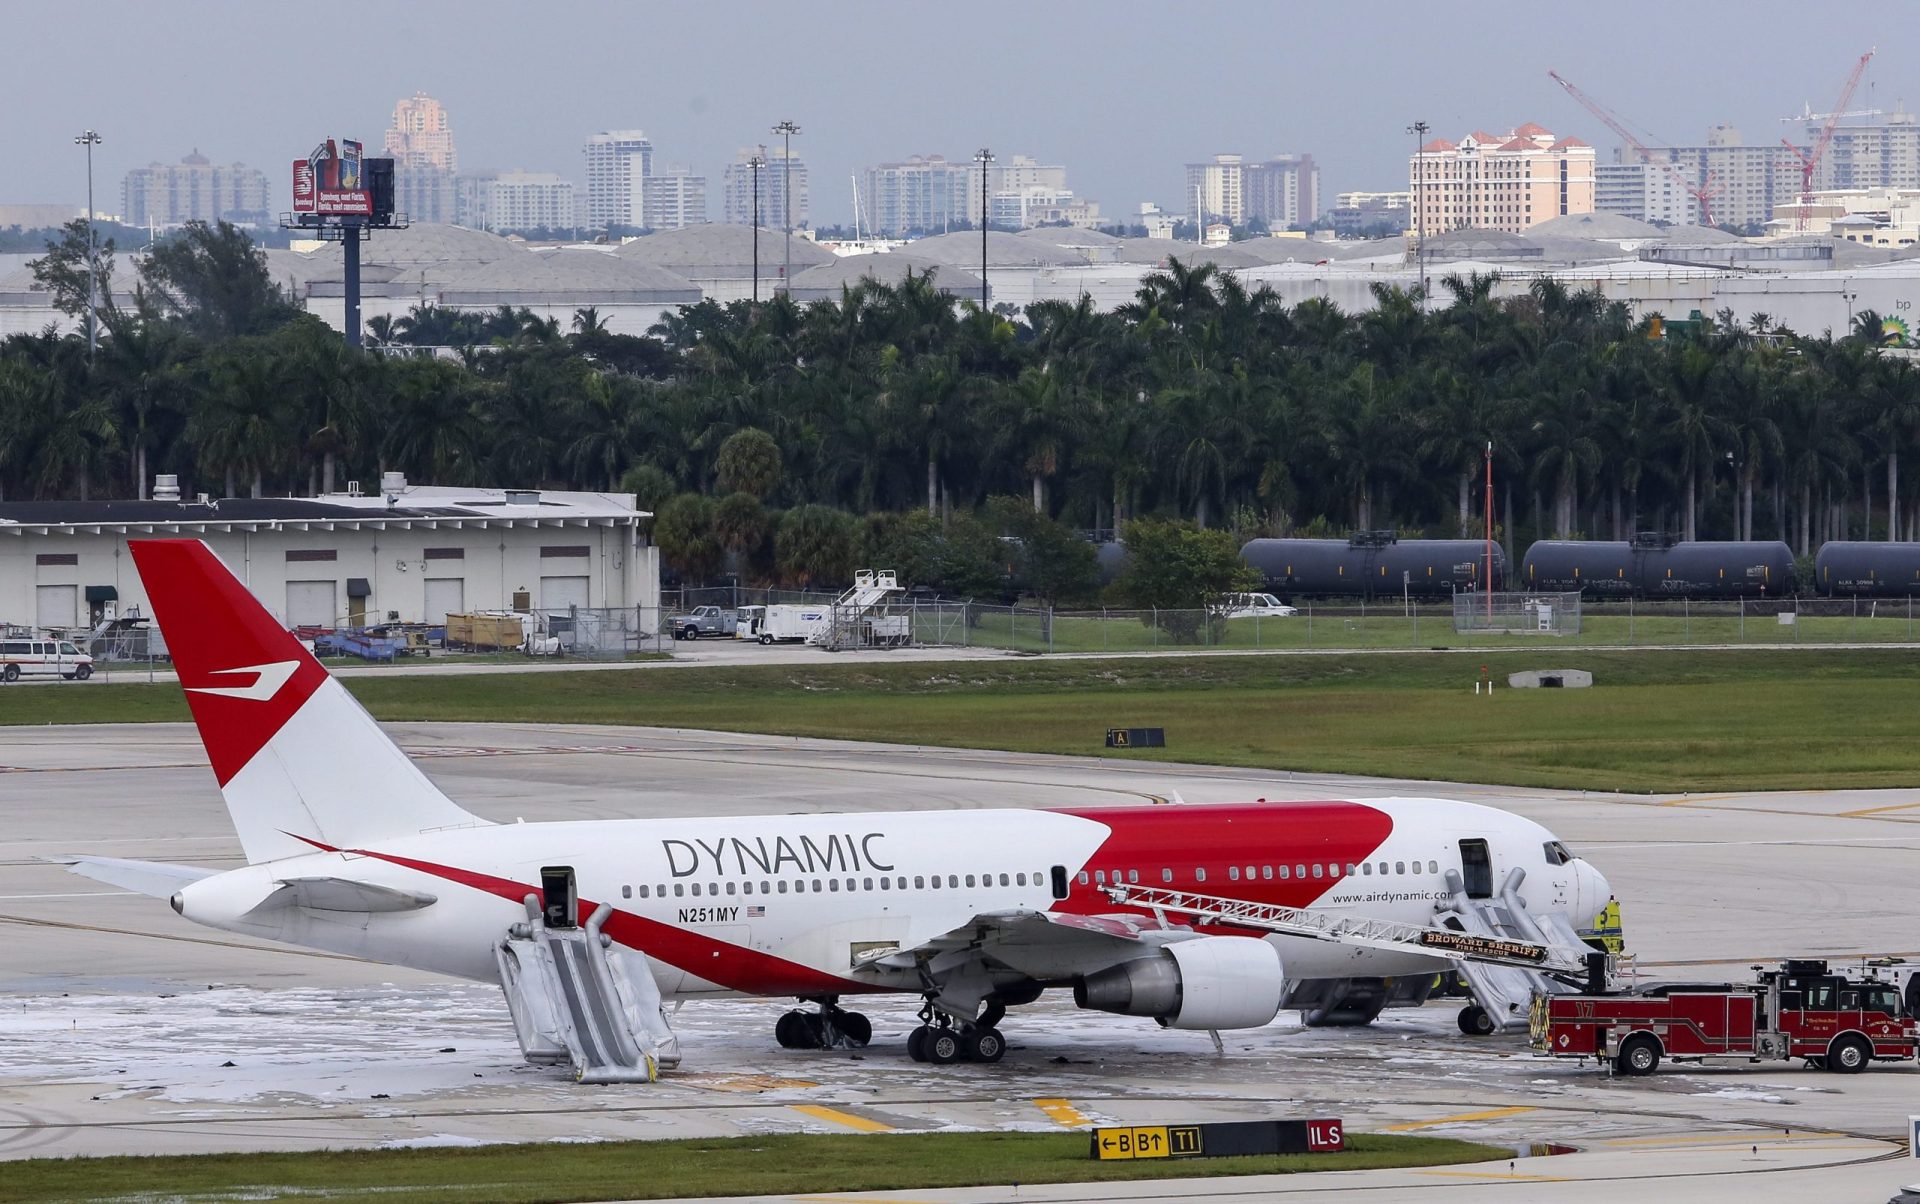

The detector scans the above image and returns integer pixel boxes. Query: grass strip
[0,1130,1503,1203]
[5,648,1919,792]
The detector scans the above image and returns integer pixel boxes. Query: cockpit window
[1543,840,1574,866]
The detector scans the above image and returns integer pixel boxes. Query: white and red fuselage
[98,538,1610,1031]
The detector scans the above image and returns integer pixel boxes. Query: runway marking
[789,1104,894,1133]
[1837,800,1920,818]
[683,1072,819,1091]
[1600,1130,1847,1146]
[1383,1105,1535,1131]
[1417,1168,1572,1182]
[1033,1097,1093,1127]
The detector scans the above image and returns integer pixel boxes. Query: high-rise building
[1329,191,1410,237]
[1801,110,1920,192]
[642,165,707,230]
[485,172,575,233]
[1242,155,1320,229]
[121,151,271,227]
[1186,153,1246,224]
[583,130,653,230]
[454,169,499,230]
[1630,124,1801,230]
[861,155,972,235]
[383,92,457,225]
[1409,122,1595,236]
[1593,163,1694,225]
[722,146,808,229]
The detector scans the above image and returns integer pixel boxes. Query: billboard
[292,139,371,219]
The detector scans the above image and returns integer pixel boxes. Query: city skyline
[0,1,1903,230]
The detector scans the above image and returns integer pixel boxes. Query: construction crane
[1549,70,1722,227]
[1780,49,1876,233]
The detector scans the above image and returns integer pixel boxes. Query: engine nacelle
[1073,936,1285,1030]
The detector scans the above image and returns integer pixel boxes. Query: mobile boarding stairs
[495,892,681,1083]
[811,568,909,651]
[1103,866,1614,1032]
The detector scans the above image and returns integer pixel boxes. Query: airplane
[64,538,1614,1070]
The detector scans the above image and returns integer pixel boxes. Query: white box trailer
[746,604,831,645]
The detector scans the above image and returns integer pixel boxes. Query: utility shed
[0,483,657,634]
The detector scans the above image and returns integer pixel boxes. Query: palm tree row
[3,248,1916,564]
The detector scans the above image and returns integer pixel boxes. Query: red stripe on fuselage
[297,840,869,997]
[1051,801,1397,920]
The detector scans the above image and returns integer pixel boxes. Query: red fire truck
[1533,960,1920,1076]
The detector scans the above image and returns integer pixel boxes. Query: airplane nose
[1575,860,1612,929]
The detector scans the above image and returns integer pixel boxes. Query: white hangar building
[0,482,658,634]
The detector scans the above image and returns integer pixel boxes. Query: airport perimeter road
[3,723,1918,1202]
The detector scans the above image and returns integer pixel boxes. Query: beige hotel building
[1410,122,1595,238]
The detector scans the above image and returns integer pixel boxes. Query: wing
[853,908,1195,985]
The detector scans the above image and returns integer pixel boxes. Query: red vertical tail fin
[130,539,486,863]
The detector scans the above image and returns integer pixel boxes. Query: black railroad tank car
[1522,537,1795,597]
[1241,536,1504,599]
[1814,542,1920,596]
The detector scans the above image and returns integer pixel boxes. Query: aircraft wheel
[1457,1004,1496,1036]
[1828,1034,1871,1074]
[837,1011,872,1048]
[925,1027,963,1065]
[977,1001,1007,1031]
[907,1025,932,1062]
[1615,1034,1661,1077]
[966,1028,1006,1063]
[775,1011,808,1049]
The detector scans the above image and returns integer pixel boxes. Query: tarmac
[3,721,1918,1201]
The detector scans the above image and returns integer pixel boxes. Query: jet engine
[1073,936,1285,1030]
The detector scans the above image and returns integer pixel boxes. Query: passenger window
[1162,868,1173,883]
[1095,870,1105,885]
[948,875,958,888]
[1196,867,1207,882]
[762,881,772,894]
[812,879,823,892]
[725,882,736,895]
[674,884,685,897]
[1396,861,1405,874]
[1378,862,1388,875]
[1262,865,1273,880]
[1362,863,1372,876]
[1312,865,1324,879]
[897,876,907,890]
[778,880,788,894]
[1279,865,1290,879]
[1229,867,1241,881]
[828,879,839,892]
[879,877,889,890]
[1296,864,1306,878]
[915,875,925,889]
[1245,866,1255,880]
[863,877,873,890]
[965,875,976,887]
[999,873,1010,887]
[1127,869,1138,884]
[1078,871,1090,885]
[1429,860,1439,874]
[639,885,650,898]
[1345,863,1356,876]
[1016,873,1026,886]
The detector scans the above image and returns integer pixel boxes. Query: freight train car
[1521,535,1795,598]
[1814,542,1920,596]
[1241,534,1504,600]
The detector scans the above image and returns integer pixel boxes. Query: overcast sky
[2,1,1903,224]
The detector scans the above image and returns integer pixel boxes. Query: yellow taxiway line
[788,1104,894,1133]
[1383,1105,1536,1131]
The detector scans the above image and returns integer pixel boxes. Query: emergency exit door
[1459,838,1493,899]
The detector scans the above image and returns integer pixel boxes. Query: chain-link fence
[1454,592,1582,636]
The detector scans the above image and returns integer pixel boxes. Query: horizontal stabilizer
[256,877,438,913]
[54,855,216,899]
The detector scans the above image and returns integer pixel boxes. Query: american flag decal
[746,905,765,917]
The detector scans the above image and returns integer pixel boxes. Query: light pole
[1406,121,1429,303]
[75,129,103,358]
[772,120,799,295]
[973,147,994,311]
[749,149,765,303]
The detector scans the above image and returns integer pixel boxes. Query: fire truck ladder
[1101,872,1603,1033]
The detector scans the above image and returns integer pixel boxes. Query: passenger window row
[1077,859,1441,887]
[617,870,1046,901]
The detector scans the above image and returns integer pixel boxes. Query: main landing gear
[907,999,1006,1064]
[775,999,872,1050]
